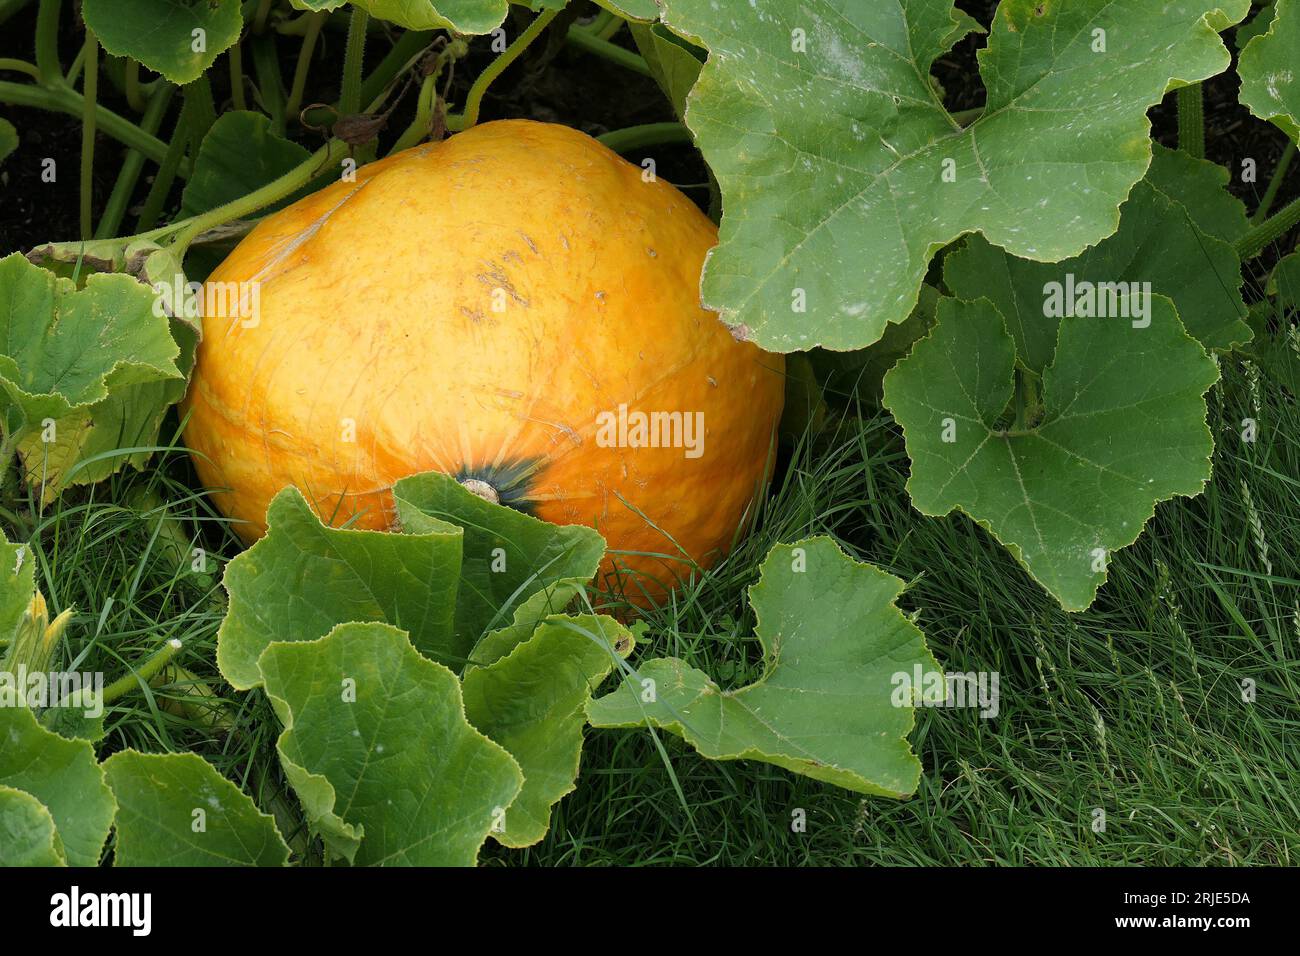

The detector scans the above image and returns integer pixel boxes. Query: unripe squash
[183,120,785,600]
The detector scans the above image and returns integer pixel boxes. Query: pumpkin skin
[182,120,785,600]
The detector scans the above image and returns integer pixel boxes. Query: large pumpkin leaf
[588,537,941,797]
[0,786,65,866]
[1141,142,1250,243]
[462,614,635,847]
[216,487,463,690]
[103,751,291,867]
[944,145,1251,366]
[651,0,1249,351]
[0,707,116,867]
[0,254,182,492]
[1239,0,1300,140]
[82,0,243,85]
[392,471,605,656]
[882,296,1218,611]
[259,622,523,866]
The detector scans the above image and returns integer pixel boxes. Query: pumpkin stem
[459,478,500,505]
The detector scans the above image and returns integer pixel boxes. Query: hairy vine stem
[285,11,328,124]
[0,57,39,79]
[166,137,352,257]
[1253,142,1296,224]
[228,34,247,111]
[96,82,174,239]
[0,78,178,172]
[97,639,184,706]
[134,93,194,232]
[340,7,369,116]
[78,32,98,240]
[1177,84,1205,159]
[598,122,691,153]
[564,23,651,76]
[33,0,60,84]
[448,8,561,131]
[124,58,146,113]
[1236,194,1300,261]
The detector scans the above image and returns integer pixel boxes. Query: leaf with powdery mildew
[103,751,290,867]
[259,622,523,866]
[1239,0,1300,140]
[649,0,1249,351]
[882,297,1219,611]
[588,537,942,797]
[463,614,635,847]
[945,145,1251,367]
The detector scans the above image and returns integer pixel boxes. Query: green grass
[494,353,1300,866]
[3,353,1297,867]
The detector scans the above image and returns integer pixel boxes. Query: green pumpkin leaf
[629,22,705,122]
[82,0,243,85]
[1141,144,1250,244]
[1239,0,1300,140]
[944,145,1251,365]
[596,0,658,20]
[290,0,517,34]
[392,471,605,656]
[0,532,34,646]
[651,0,1249,351]
[882,296,1218,611]
[589,537,941,797]
[0,786,65,866]
[0,707,115,867]
[102,751,291,867]
[463,614,635,847]
[1235,1,1276,49]
[465,578,591,670]
[216,487,463,689]
[0,254,183,495]
[180,112,313,219]
[259,622,523,866]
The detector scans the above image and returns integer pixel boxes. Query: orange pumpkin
[182,120,785,600]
